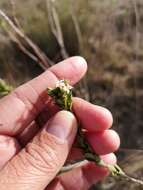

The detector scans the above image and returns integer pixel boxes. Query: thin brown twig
[69,1,90,101]
[8,30,40,65]
[0,9,54,69]
[69,1,83,52]
[46,0,68,59]
[10,0,21,29]
[59,160,88,174]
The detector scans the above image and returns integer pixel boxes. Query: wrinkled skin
[0,57,120,190]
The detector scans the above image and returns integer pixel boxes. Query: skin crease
[0,57,120,190]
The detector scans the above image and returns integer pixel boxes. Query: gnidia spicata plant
[48,79,143,185]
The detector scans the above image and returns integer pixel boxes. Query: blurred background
[0,0,143,189]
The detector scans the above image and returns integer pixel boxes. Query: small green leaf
[0,79,13,97]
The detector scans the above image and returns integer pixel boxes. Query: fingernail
[46,111,77,141]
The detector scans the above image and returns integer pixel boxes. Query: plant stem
[47,80,143,186]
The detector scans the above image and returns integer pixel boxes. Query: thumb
[0,111,77,190]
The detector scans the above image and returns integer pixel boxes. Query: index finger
[0,57,87,136]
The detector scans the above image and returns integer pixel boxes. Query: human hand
[0,57,120,190]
